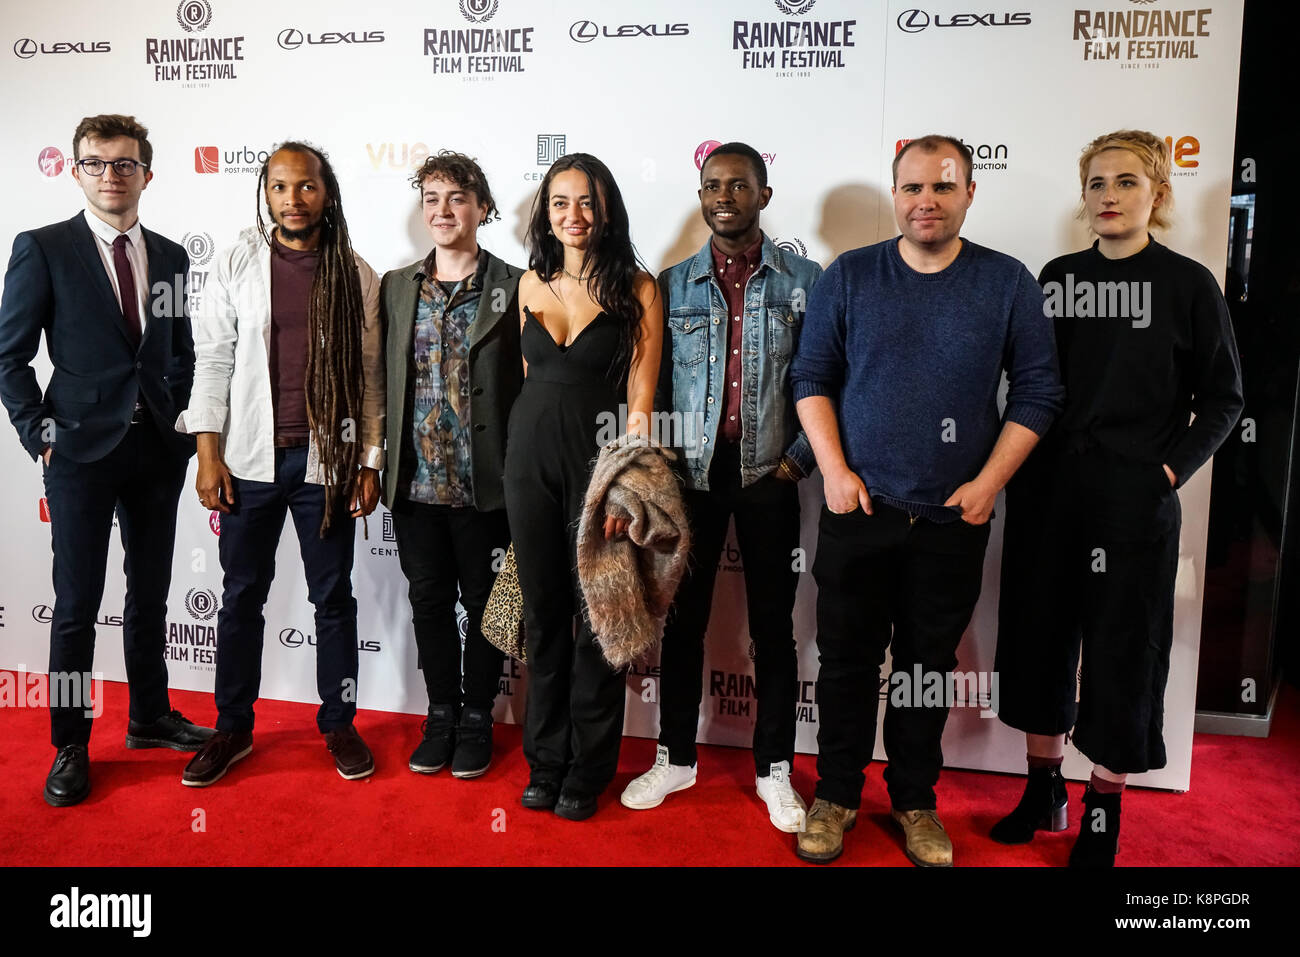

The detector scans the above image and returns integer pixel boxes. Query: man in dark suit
[0,114,214,807]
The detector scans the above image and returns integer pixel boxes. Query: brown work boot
[324,724,375,780]
[891,808,953,867]
[795,798,857,864]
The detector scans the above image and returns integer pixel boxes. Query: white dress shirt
[83,208,149,332]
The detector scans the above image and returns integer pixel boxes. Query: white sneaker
[757,760,807,833]
[620,745,697,810]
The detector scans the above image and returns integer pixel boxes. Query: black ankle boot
[990,764,1068,844]
[1068,785,1122,867]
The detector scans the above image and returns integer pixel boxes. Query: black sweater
[1038,237,1243,485]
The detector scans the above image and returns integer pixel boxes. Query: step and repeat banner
[1,0,1244,790]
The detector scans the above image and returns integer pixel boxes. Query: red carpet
[2,670,1297,867]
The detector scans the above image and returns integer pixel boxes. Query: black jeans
[995,442,1180,773]
[391,498,509,712]
[43,418,188,747]
[658,440,800,773]
[214,446,357,734]
[812,503,990,811]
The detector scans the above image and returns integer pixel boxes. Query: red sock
[1027,753,1063,769]
[1089,771,1125,794]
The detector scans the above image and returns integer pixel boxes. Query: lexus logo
[32,604,53,623]
[569,20,598,43]
[14,38,37,58]
[897,10,930,32]
[277,28,303,50]
[279,627,306,648]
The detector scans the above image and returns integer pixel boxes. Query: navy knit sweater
[790,238,1064,521]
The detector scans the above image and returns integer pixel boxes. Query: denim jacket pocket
[669,312,710,366]
[767,303,799,359]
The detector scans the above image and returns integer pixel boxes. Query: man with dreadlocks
[176,142,385,786]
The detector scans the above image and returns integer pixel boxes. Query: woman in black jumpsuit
[992,130,1243,865]
[504,154,663,821]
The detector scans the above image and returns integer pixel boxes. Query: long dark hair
[526,153,645,381]
[256,141,365,536]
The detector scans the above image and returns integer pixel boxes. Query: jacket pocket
[669,312,709,366]
[767,304,799,359]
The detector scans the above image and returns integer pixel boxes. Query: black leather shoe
[554,789,598,821]
[521,780,560,810]
[126,710,217,752]
[182,731,253,787]
[990,764,1068,844]
[324,724,375,780]
[44,745,90,807]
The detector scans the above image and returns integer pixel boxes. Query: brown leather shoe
[182,731,253,787]
[892,808,953,867]
[324,724,375,780]
[796,798,858,864]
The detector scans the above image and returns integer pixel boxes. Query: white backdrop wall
[0,0,1244,790]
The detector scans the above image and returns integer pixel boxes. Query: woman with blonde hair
[991,130,1243,866]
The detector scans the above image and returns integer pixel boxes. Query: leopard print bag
[482,542,527,663]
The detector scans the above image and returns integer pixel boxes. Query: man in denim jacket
[621,143,820,833]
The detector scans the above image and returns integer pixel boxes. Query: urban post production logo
[425,0,534,78]
[38,147,66,177]
[13,37,110,58]
[276,26,384,51]
[567,20,689,43]
[895,10,1032,33]
[194,144,272,175]
[147,1,245,86]
[1073,4,1213,64]
[895,136,1011,173]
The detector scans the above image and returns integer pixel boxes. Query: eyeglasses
[75,158,148,177]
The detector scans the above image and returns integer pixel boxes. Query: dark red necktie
[112,234,142,347]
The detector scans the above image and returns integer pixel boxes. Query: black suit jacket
[0,212,195,463]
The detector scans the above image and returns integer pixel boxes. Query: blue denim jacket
[658,235,821,490]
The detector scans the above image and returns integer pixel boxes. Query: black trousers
[213,446,357,734]
[658,441,800,773]
[43,418,188,747]
[812,504,990,811]
[391,497,508,712]
[995,443,1180,774]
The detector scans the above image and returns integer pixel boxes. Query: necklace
[562,267,589,282]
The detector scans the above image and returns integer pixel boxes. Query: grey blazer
[380,249,523,511]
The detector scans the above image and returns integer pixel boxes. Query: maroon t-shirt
[710,236,763,445]
[269,234,318,443]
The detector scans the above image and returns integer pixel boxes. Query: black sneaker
[451,707,493,779]
[409,704,455,774]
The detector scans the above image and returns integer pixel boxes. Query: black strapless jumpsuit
[504,307,627,798]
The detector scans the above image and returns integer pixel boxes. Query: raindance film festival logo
[147,0,245,85]
[181,231,213,307]
[537,134,566,166]
[13,37,110,58]
[38,147,65,177]
[732,0,856,75]
[184,588,218,621]
[776,237,807,257]
[1073,5,1212,63]
[425,0,534,78]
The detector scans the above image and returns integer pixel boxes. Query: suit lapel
[466,255,513,347]
[67,212,139,350]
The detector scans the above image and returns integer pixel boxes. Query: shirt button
[731,381,739,388]
[733,316,740,322]
[734,283,740,288]
[729,415,736,421]
[732,349,739,355]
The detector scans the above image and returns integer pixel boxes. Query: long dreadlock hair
[256,141,365,536]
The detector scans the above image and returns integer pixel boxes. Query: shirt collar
[83,208,143,248]
[710,234,764,275]
[420,246,487,292]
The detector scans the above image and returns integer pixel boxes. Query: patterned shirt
[407,249,484,505]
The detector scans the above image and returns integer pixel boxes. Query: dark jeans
[43,418,188,747]
[391,497,509,712]
[213,446,357,734]
[995,442,1180,773]
[659,440,800,773]
[812,503,990,811]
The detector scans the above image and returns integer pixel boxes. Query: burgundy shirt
[269,234,318,444]
[710,236,763,445]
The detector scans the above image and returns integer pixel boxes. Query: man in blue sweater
[789,135,1063,866]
